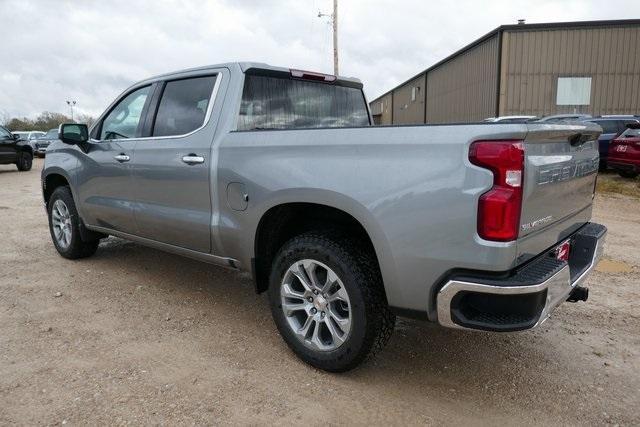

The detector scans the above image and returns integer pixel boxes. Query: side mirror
[13,133,20,140]
[58,123,89,145]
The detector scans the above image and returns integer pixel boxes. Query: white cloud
[1,0,638,119]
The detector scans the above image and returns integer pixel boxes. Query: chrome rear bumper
[437,223,606,332]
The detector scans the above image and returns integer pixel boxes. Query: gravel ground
[1,160,638,425]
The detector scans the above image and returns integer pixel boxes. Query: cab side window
[0,126,12,139]
[100,85,151,140]
[152,75,217,137]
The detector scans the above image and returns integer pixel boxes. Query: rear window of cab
[237,75,369,131]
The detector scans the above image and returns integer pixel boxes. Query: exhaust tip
[567,286,589,303]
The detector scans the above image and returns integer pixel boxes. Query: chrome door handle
[114,154,130,162]
[182,155,205,165]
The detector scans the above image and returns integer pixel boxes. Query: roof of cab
[138,62,362,86]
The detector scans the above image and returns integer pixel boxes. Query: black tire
[618,170,639,179]
[16,152,33,171]
[47,186,100,259]
[268,231,395,372]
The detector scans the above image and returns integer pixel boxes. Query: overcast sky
[1,0,639,120]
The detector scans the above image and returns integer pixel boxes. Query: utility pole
[318,0,339,75]
[66,100,76,121]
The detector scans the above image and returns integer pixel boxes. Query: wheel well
[253,203,379,293]
[43,174,70,205]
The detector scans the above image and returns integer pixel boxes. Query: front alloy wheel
[47,186,100,259]
[51,199,73,249]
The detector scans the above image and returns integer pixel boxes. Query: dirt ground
[1,159,638,426]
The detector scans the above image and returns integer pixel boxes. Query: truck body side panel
[216,124,529,317]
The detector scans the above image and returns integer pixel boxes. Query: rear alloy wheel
[16,152,33,171]
[268,231,395,372]
[280,259,353,352]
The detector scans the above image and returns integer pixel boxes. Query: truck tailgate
[519,123,600,241]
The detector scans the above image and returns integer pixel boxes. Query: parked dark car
[582,116,640,170]
[0,125,34,171]
[608,123,640,178]
[34,128,60,157]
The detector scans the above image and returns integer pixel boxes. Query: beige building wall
[371,92,393,125]
[426,34,500,123]
[500,25,640,116]
[391,74,426,124]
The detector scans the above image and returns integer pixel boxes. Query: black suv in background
[581,116,640,169]
[0,125,33,171]
[33,128,59,157]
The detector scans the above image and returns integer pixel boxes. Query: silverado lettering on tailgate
[537,157,598,186]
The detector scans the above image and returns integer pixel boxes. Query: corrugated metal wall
[392,74,426,124]
[371,92,393,125]
[370,21,640,124]
[426,34,499,123]
[500,25,640,116]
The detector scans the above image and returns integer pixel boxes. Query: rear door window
[152,75,217,137]
[237,75,370,130]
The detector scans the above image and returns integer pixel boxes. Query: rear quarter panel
[216,124,530,318]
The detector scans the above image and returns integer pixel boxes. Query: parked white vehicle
[483,115,537,123]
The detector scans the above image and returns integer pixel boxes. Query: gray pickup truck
[43,62,606,372]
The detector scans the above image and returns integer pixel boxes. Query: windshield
[591,120,619,134]
[620,128,640,138]
[45,129,58,139]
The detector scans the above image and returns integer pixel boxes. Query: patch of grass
[596,172,640,198]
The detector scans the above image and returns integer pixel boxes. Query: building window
[556,77,591,106]
[411,86,420,102]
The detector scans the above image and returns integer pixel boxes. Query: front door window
[100,86,151,140]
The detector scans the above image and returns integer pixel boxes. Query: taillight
[469,140,525,241]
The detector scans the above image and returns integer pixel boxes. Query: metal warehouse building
[370,19,640,125]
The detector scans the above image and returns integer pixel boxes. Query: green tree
[6,117,34,131]
[4,111,96,132]
[33,112,72,131]
[76,113,96,128]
